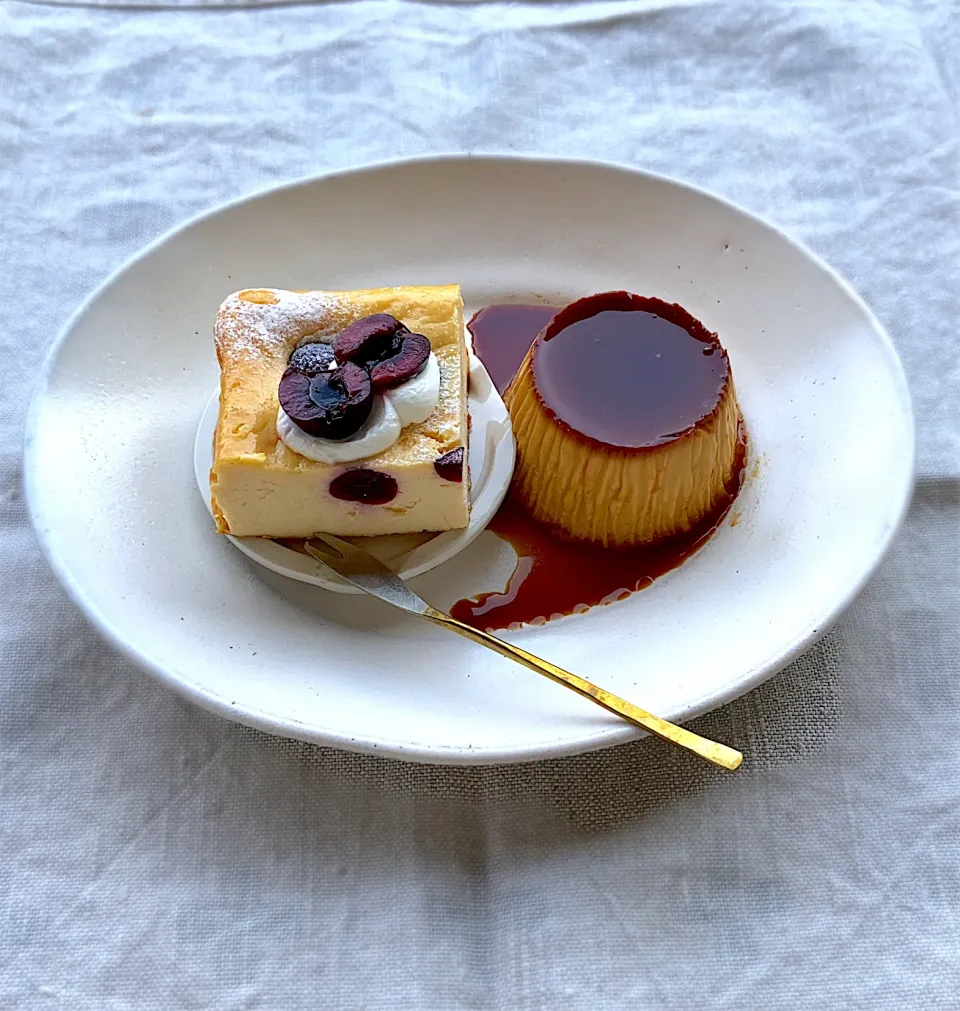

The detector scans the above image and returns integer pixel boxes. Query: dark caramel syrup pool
[451,301,746,631]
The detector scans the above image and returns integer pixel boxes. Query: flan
[211,284,470,538]
[505,291,742,547]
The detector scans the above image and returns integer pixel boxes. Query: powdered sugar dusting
[215,288,354,361]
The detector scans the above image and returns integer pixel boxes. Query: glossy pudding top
[531,291,730,449]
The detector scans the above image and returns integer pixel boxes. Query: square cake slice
[211,284,470,537]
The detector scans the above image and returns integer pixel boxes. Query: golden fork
[304,533,742,771]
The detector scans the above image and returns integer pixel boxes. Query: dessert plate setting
[24,155,914,764]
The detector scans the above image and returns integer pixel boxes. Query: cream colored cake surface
[211,284,469,537]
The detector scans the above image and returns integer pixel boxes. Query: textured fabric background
[2,1,959,1008]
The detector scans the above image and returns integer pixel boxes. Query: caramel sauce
[456,302,745,631]
[466,303,558,394]
[534,292,729,448]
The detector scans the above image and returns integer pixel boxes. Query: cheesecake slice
[211,284,470,538]
[505,291,743,547]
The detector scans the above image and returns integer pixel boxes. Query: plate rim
[23,153,916,765]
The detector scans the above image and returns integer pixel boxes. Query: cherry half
[434,447,464,482]
[334,314,408,364]
[288,342,335,376]
[369,333,431,391]
[278,362,372,439]
[329,469,399,504]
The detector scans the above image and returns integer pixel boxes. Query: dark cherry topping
[369,333,431,391]
[334,314,409,365]
[288,341,335,377]
[280,315,434,442]
[278,362,372,440]
[434,447,464,482]
[533,291,729,449]
[329,468,399,505]
[333,314,432,391]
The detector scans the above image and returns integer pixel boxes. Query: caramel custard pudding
[507,291,741,547]
[453,293,746,630]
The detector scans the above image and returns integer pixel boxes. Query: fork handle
[423,607,742,772]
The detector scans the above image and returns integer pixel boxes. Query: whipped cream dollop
[277,353,441,464]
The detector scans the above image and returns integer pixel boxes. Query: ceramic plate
[25,156,914,764]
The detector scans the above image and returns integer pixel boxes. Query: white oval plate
[192,355,515,593]
[24,156,914,765]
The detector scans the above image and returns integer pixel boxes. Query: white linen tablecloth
[1,1,958,1007]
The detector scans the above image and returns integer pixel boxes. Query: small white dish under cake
[193,354,515,593]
